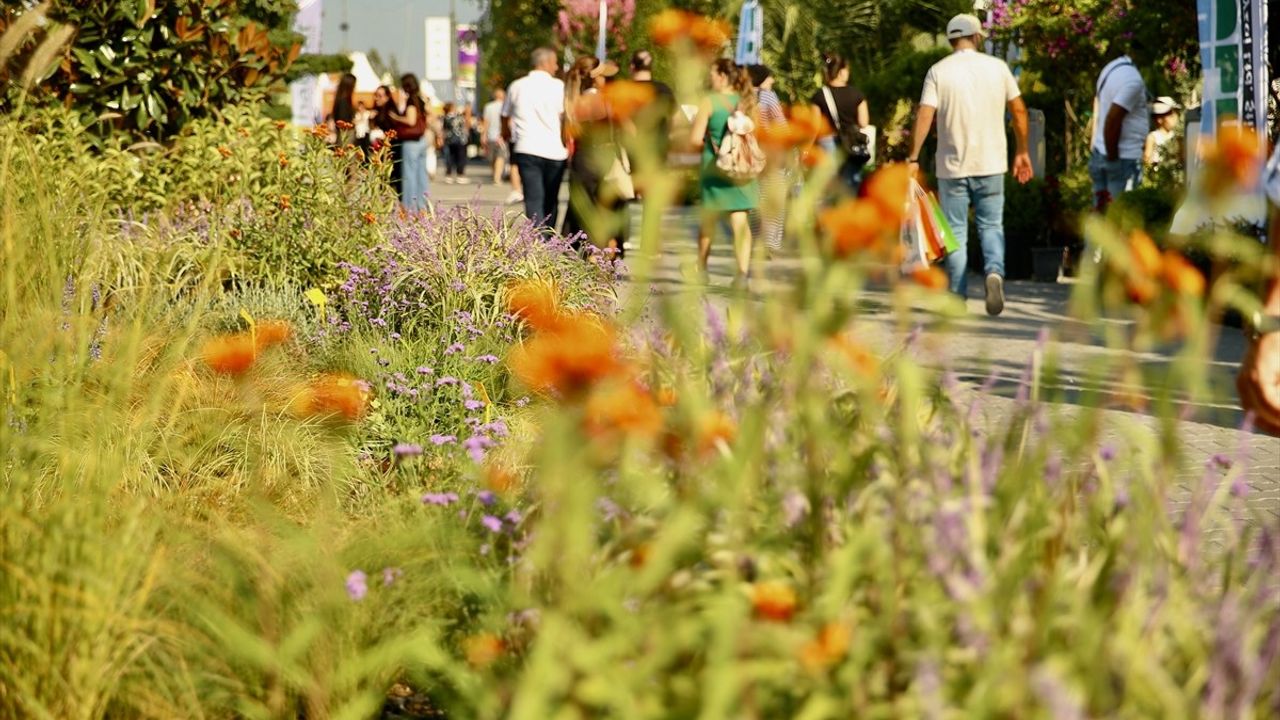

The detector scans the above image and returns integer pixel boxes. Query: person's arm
[1103,104,1128,161]
[907,104,935,169]
[689,98,713,150]
[1009,96,1033,184]
[1144,132,1156,166]
[856,100,869,129]
[389,104,419,127]
[1237,205,1280,434]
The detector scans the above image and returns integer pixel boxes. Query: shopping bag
[926,193,960,257]
[900,179,936,270]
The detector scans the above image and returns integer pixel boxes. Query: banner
[425,17,452,81]
[734,0,763,66]
[457,25,479,89]
[1195,0,1269,132]
[289,0,324,127]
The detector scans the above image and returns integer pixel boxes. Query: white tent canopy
[347,52,382,93]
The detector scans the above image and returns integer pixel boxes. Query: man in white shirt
[908,14,1033,316]
[502,48,568,229]
[1089,48,1149,211]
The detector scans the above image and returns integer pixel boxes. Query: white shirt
[482,100,504,141]
[1091,56,1148,159]
[919,49,1021,180]
[502,70,567,161]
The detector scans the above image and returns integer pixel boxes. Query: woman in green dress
[690,59,759,287]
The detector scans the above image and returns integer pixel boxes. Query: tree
[0,0,302,143]
[479,0,561,94]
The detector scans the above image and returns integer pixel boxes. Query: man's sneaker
[985,273,1005,316]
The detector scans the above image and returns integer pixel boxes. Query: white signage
[425,17,452,81]
[289,0,324,127]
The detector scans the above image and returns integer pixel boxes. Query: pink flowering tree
[556,0,638,61]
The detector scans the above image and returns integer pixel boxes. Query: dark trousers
[513,153,566,230]
[444,142,468,176]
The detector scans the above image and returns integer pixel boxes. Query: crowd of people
[324,13,1204,317]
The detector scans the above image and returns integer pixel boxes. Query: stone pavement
[430,161,1279,526]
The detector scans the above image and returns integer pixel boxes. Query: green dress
[700,93,759,213]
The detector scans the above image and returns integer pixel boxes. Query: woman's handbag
[601,144,636,203]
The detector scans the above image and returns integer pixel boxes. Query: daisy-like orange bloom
[649,9,697,47]
[758,106,831,152]
[278,194,292,211]
[655,386,678,407]
[751,580,798,622]
[819,198,890,258]
[361,211,377,225]
[254,320,292,350]
[1160,249,1205,297]
[508,313,623,396]
[695,411,736,455]
[298,373,369,421]
[201,333,258,375]
[800,145,827,170]
[273,120,288,131]
[628,542,651,569]
[910,265,948,291]
[799,622,852,671]
[862,163,911,226]
[829,334,880,376]
[485,464,518,496]
[1201,122,1264,195]
[506,279,562,332]
[336,120,354,130]
[1122,230,1163,304]
[236,127,251,138]
[584,380,663,440]
[277,152,289,168]
[463,633,505,668]
[217,145,232,158]
[688,16,731,52]
[603,80,657,123]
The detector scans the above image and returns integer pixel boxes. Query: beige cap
[946,14,985,39]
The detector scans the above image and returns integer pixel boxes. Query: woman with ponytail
[561,55,627,255]
[810,52,870,192]
[690,59,760,290]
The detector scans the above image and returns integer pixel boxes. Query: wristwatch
[1247,311,1280,341]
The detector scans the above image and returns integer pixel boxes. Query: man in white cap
[1089,39,1149,210]
[908,13,1033,316]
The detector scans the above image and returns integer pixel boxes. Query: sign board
[289,0,324,127]
[1195,0,1268,132]
[425,17,452,82]
[457,25,478,89]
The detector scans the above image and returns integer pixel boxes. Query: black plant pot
[1030,247,1064,283]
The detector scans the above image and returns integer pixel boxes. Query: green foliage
[479,0,562,92]
[285,52,355,82]
[0,0,302,142]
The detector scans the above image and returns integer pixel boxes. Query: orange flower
[201,333,258,375]
[254,320,292,349]
[862,163,911,227]
[788,105,832,141]
[506,279,562,332]
[463,633,504,668]
[485,465,518,496]
[695,411,736,455]
[655,386,678,407]
[361,211,377,225]
[336,120,354,130]
[628,542,651,569]
[584,381,663,440]
[1160,250,1205,297]
[800,622,852,671]
[688,16,730,52]
[1127,230,1162,277]
[507,314,623,396]
[819,198,892,258]
[273,120,288,130]
[603,80,657,123]
[277,152,289,168]
[829,335,880,376]
[650,9,696,47]
[1202,122,1264,194]
[236,127,250,137]
[751,581,797,622]
[278,194,291,211]
[217,145,232,158]
[297,373,369,421]
[910,265,948,291]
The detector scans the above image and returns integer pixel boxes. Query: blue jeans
[938,175,1005,296]
[513,153,567,230]
[1087,149,1141,209]
[400,138,429,213]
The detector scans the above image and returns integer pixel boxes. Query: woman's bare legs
[697,213,717,272]
[728,211,752,276]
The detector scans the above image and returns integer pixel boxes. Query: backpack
[715,108,766,182]
[820,86,871,169]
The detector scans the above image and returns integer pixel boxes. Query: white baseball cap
[946,14,985,39]
[1151,96,1180,115]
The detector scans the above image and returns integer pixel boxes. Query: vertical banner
[457,25,479,89]
[1196,0,1269,132]
[734,0,763,66]
[289,0,324,127]
[425,17,453,82]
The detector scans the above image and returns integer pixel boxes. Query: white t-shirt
[1091,56,1148,160]
[482,100,504,142]
[919,50,1021,180]
[502,70,567,161]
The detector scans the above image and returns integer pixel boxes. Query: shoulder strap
[1096,59,1134,96]
[821,86,841,131]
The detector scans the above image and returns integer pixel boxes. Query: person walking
[503,48,569,230]
[690,59,759,288]
[481,88,510,185]
[389,74,430,213]
[750,64,787,255]
[371,84,402,198]
[441,102,471,184]
[561,56,628,256]
[1090,43,1149,211]
[810,53,870,193]
[907,13,1033,316]
[629,49,681,252]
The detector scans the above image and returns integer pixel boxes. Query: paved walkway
[430,162,1279,526]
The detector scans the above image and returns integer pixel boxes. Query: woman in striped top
[749,64,788,255]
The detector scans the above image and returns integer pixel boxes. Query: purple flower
[464,399,485,411]
[477,490,497,506]
[346,570,368,601]
[504,509,522,525]
[416,366,434,375]
[473,354,500,364]
[422,492,460,506]
[463,435,494,463]
[429,434,457,446]
[782,490,811,528]
[1099,444,1117,462]
[481,514,504,532]
[382,567,403,587]
[393,443,423,458]
[445,343,465,355]
[390,332,402,340]
[436,376,459,386]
